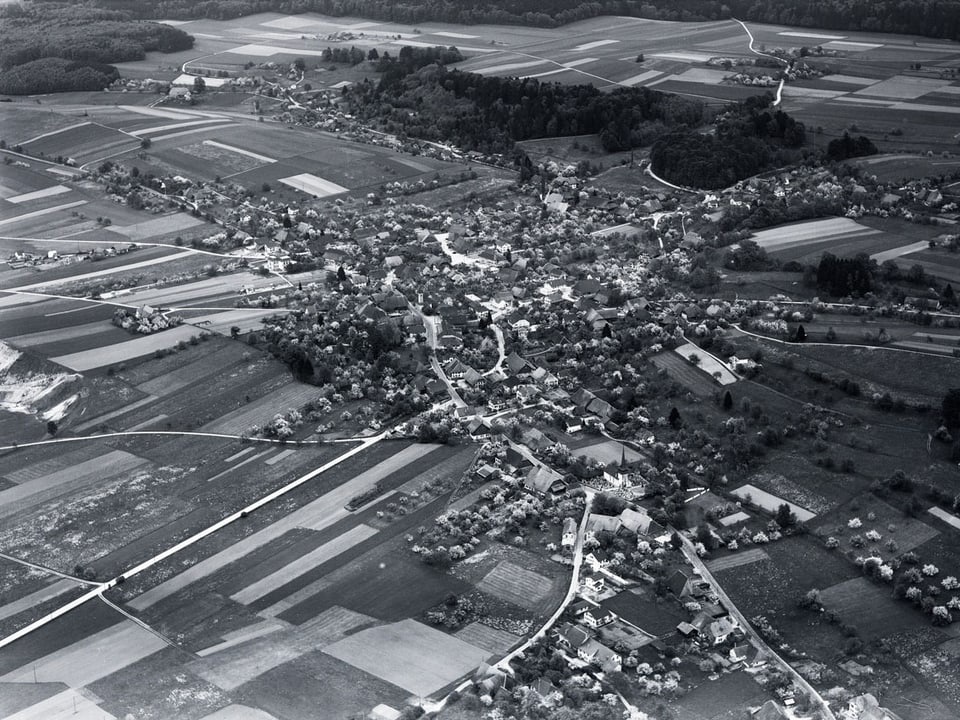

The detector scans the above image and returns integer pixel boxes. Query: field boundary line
[0,432,381,650]
[0,430,332,453]
[0,551,96,586]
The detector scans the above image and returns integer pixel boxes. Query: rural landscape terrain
[0,1,959,720]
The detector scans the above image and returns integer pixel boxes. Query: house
[728,643,751,665]
[562,517,577,547]
[444,359,469,380]
[667,569,695,599]
[562,416,582,433]
[677,622,699,640]
[586,513,620,536]
[530,678,561,707]
[704,615,740,645]
[582,605,618,629]
[578,639,621,672]
[570,598,597,617]
[555,622,590,651]
[728,355,759,373]
[505,351,533,376]
[524,466,566,496]
[581,571,605,595]
[619,507,658,536]
[840,694,901,720]
[369,704,402,720]
[584,548,612,571]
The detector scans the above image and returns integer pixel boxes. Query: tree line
[0,2,193,95]
[92,0,960,41]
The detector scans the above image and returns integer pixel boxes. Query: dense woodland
[344,60,705,156]
[0,3,193,94]
[91,0,960,41]
[650,97,807,189]
[0,58,120,95]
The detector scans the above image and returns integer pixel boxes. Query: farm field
[674,342,738,384]
[730,483,816,522]
[323,618,490,697]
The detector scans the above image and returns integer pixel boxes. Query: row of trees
[90,0,960,41]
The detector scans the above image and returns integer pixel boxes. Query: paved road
[679,535,837,720]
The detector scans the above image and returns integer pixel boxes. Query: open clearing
[477,560,554,611]
[731,483,816,522]
[323,618,489,696]
[571,439,643,465]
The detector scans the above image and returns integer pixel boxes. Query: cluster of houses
[549,506,758,681]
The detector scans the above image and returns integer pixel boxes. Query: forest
[93,0,960,41]
[343,60,704,155]
[650,97,807,189]
[0,2,193,94]
[0,58,120,95]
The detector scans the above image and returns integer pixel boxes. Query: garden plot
[188,605,374,692]
[571,439,643,465]
[0,620,167,687]
[477,560,555,611]
[820,577,936,639]
[674,343,738,385]
[730,484,816,522]
[323,618,489,697]
[650,351,721,397]
[455,622,521,655]
[706,548,770,572]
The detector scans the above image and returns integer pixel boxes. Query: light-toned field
[928,507,960,531]
[189,605,373,691]
[49,325,202,371]
[199,705,278,720]
[455,621,521,655]
[107,212,205,241]
[5,320,117,350]
[196,618,288,657]
[277,173,349,197]
[0,620,167,686]
[127,442,443,611]
[746,217,881,253]
[706,548,770,572]
[0,449,146,520]
[202,380,323,434]
[0,579,77,622]
[323,618,489,696]
[230,523,378,605]
[7,186,72,205]
[674,343,738,385]
[730,483,816,522]
[4,688,118,720]
[477,560,553,610]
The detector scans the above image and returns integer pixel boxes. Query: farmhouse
[561,517,577,547]
[554,622,590,651]
[524,466,566,496]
